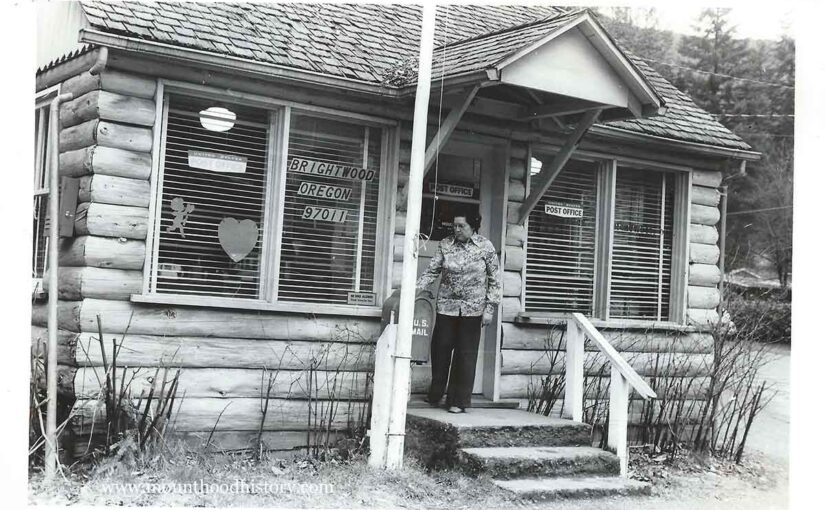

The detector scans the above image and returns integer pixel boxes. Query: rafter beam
[518,108,603,224]
[518,97,601,121]
[423,84,480,178]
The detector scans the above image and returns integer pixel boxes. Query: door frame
[417,132,508,398]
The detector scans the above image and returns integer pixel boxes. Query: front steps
[405,407,651,500]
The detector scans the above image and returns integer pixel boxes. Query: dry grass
[27,442,517,509]
[27,440,786,509]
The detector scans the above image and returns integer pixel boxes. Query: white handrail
[571,313,656,399]
[564,313,657,476]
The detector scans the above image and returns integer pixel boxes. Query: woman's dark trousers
[427,313,482,409]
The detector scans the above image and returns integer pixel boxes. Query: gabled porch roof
[416,9,664,121]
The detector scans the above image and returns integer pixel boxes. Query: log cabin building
[33,1,759,456]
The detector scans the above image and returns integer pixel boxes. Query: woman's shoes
[423,397,439,407]
[447,406,465,414]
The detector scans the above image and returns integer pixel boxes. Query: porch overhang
[414,9,666,213]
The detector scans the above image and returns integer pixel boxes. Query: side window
[32,99,52,293]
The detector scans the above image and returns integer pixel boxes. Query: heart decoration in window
[217,217,259,262]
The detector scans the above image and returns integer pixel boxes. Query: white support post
[367,321,396,468]
[45,92,73,480]
[563,319,584,422]
[608,365,630,476]
[383,1,436,470]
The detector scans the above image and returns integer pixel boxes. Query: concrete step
[405,408,592,469]
[408,395,520,409]
[459,446,619,480]
[407,408,592,449]
[493,476,651,500]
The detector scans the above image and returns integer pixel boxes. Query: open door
[413,137,506,397]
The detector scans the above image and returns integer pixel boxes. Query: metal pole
[717,184,728,315]
[45,92,73,480]
[383,1,436,469]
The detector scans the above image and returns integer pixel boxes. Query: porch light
[199,106,236,132]
[530,157,543,175]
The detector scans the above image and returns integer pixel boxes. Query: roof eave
[396,70,497,97]
[78,29,402,98]
[591,125,762,161]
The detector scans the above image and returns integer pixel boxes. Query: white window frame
[32,85,60,297]
[137,80,398,316]
[524,147,691,325]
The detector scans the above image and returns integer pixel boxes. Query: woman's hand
[482,311,493,326]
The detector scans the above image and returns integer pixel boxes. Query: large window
[149,91,387,307]
[525,156,684,322]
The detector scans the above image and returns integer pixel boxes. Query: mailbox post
[382,290,436,363]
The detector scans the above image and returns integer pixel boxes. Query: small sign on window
[301,205,348,223]
[545,202,584,219]
[287,157,375,182]
[188,151,248,174]
[347,291,376,306]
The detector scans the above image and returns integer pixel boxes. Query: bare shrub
[525,307,779,463]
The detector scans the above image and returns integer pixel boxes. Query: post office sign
[544,202,584,219]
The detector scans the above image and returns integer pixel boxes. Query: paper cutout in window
[218,217,259,262]
[166,197,195,238]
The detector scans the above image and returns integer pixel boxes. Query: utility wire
[639,56,795,89]
[728,205,793,216]
[711,113,795,118]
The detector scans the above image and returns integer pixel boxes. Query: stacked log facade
[33,57,726,454]
[32,68,386,455]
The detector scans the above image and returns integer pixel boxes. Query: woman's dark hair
[454,210,482,233]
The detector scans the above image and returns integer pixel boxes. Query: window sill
[130,293,384,318]
[514,313,696,332]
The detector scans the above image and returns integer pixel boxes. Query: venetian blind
[152,95,270,299]
[32,104,50,281]
[610,168,674,321]
[525,161,598,314]
[278,114,382,304]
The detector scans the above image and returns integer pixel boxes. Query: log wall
[687,170,723,327]
[37,66,389,455]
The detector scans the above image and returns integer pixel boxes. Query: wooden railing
[564,313,657,476]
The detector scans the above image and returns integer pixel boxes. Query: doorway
[412,137,505,397]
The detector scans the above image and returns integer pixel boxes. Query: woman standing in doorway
[416,213,502,413]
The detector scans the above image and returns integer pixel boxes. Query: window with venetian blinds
[525,161,598,314]
[32,100,52,286]
[149,93,386,306]
[278,114,382,304]
[152,95,270,298]
[525,158,679,322]
[610,168,674,321]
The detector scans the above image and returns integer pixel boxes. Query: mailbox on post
[381,289,435,363]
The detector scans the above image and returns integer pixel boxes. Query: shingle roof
[428,9,585,80]
[77,1,751,152]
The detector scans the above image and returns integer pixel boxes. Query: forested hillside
[597,7,794,287]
